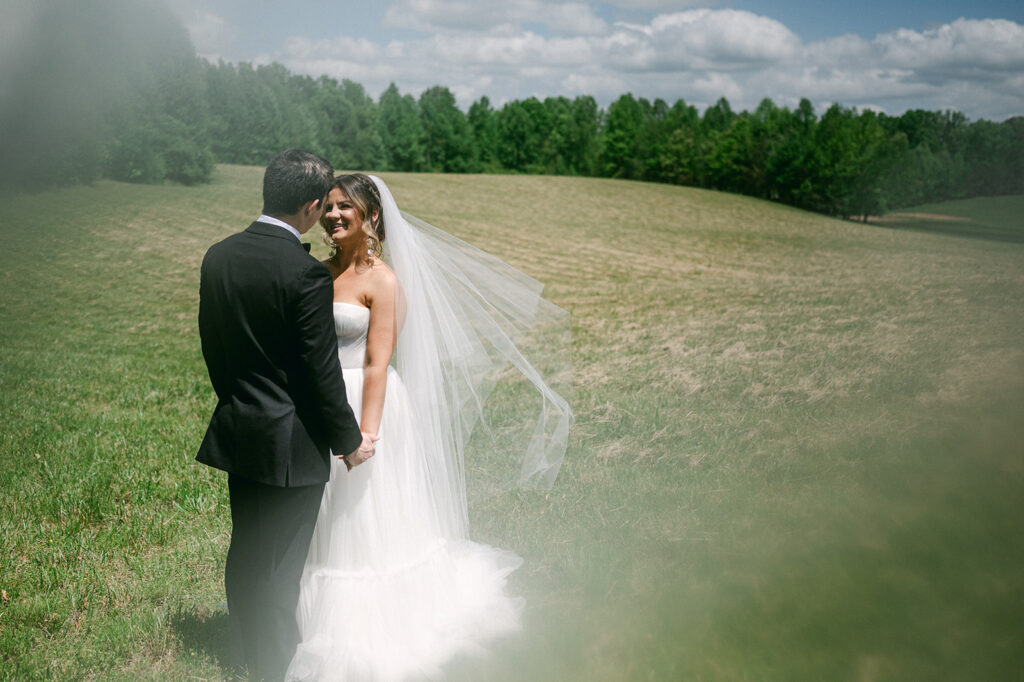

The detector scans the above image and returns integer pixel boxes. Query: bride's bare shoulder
[366,258,398,298]
[369,257,395,280]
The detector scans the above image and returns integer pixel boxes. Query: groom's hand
[342,432,379,470]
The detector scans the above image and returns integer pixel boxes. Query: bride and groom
[197,149,572,681]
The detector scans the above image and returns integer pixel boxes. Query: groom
[197,149,375,680]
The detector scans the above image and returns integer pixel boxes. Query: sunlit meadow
[1,167,1022,680]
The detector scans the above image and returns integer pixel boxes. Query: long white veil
[371,175,573,538]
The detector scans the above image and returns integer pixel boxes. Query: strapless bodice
[333,302,369,369]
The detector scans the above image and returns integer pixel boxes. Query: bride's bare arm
[360,264,399,436]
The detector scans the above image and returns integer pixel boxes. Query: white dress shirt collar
[256,214,302,242]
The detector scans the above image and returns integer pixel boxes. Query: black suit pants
[226,474,324,681]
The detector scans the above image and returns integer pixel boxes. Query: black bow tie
[302,243,311,253]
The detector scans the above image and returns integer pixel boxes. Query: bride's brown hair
[322,173,386,259]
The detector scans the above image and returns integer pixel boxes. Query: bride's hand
[343,432,380,470]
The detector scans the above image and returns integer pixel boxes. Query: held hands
[342,432,379,471]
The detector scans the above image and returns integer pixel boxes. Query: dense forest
[3,0,1022,219]
[0,0,214,189]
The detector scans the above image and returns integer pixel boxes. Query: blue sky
[710,0,1023,41]
[167,0,1024,120]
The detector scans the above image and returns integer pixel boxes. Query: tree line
[0,0,215,190]
[200,62,1022,219]
[4,0,1022,219]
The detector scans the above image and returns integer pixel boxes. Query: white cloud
[792,18,1024,116]
[427,33,594,67]
[606,0,710,9]
[805,34,873,68]
[268,10,1024,121]
[184,10,241,61]
[561,71,627,98]
[282,36,384,63]
[623,9,802,71]
[877,18,1024,70]
[269,36,397,84]
[383,0,607,36]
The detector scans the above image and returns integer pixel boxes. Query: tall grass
[1,167,1022,679]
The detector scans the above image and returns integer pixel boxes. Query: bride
[285,174,573,681]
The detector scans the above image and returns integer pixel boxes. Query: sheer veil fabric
[285,177,573,681]
[373,175,573,533]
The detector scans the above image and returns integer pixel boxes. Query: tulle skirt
[286,367,524,682]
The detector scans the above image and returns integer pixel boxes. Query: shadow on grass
[868,217,1024,244]
[170,606,241,678]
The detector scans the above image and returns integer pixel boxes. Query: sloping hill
[873,194,1024,242]
[2,168,1023,679]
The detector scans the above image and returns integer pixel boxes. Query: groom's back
[196,222,341,486]
[199,228,297,393]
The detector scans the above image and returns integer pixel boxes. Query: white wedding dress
[286,302,525,682]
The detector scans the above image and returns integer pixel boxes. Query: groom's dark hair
[262,149,334,216]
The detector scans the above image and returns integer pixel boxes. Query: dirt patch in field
[871,212,972,222]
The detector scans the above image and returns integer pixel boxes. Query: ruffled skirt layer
[287,367,523,682]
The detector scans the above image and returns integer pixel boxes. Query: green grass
[873,195,1024,242]
[2,167,1023,680]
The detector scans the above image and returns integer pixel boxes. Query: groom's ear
[311,195,326,215]
[304,196,323,218]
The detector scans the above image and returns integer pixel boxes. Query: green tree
[882,109,969,204]
[768,99,821,210]
[962,118,1024,197]
[1,0,211,188]
[706,115,756,194]
[811,105,901,219]
[642,98,672,182]
[599,94,646,179]
[310,78,385,171]
[569,96,601,176]
[540,97,574,174]
[649,99,702,186]
[494,99,547,172]
[107,54,214,185]
[468,96,498,170]
[202,60,247,162]
[419,86,474,172]
[702,97,736,133]
[1000,117,1024,195]
[202,62,306,165]
[378,83,427,171]
[745,98,787,199]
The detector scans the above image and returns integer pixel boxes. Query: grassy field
[872,195,1024,243]
[2,167,1023,680]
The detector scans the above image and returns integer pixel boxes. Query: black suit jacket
[197,221,362,487]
